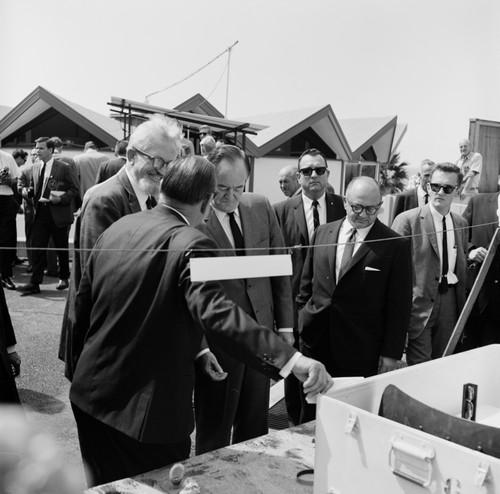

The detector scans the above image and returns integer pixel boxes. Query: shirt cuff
[7,345,16,354]
[277,327,293,333]
[279,351,302,378]
[195,348,210,360]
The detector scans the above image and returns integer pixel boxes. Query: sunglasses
[299,167,328,177]
[429,183,457,194]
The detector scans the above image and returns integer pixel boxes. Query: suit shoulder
[326,192,344,205]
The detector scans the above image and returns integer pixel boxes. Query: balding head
[459,139,472,157]
[278,164,300,197]
[344,176,383,229]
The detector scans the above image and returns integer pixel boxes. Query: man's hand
[198,351,227,382]
[8,352,21,377]
[49,193,61,204]
[378,356,398,374]
[469,247,487,263]
[291,356,333,398]
[278,332,295,346]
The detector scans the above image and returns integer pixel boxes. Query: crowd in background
[0,118,499,488]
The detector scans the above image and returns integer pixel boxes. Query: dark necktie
[424,193,429,204]
[146,196,157,210]
[35,163,46,202]
[339,228,357,279]
[312,200,320,231]
[439,216,449,294]
[228,212,244,256]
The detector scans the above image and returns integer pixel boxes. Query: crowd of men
[0,118,499,487]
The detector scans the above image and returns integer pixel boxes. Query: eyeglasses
[299,167,328,176]
[429,183,457,194]
[347,201,382,216]
[132,146,173,171]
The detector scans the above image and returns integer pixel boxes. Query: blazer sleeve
[379,237,413,359]
[178,232,296,380]
[266,200,294,329]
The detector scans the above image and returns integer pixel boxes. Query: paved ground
[4,262,87,491]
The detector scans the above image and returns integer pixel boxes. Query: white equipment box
[314,345,500,494]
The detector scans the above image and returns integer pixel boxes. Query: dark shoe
[44,270,58,277]
[56,279,69,290]
[18,283,41,296]
[12,257,25,266]
[1,277,16,290]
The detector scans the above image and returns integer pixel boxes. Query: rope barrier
[2,221,498,255]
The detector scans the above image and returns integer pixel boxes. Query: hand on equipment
[9,351,21,377]
[291,356,333,397]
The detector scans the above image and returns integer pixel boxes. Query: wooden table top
[86,422,316,494]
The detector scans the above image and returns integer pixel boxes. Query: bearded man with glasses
[59,114,182,379]
[274,148,345,425]
[392,163,468,365]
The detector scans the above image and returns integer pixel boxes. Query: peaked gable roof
[174,93,225,118]
[339,116,398,163]
[236,105,352,160]
[0,86,123,146]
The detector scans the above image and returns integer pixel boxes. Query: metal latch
[474,461,490,487]
[344,411,358,435]
[389,432,435,487]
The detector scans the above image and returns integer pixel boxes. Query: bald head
[459,139,472,157]
[344,176,383,229]
[278,164,300,197]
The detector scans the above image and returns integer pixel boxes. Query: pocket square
[365,266,380,272]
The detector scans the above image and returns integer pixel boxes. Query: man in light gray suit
[194,145,294,454]
[392,163,468,365]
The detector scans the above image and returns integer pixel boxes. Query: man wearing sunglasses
[392,163,468,365]
[59,114,182,379]
[274,148,345,425]
[297,176,412,421]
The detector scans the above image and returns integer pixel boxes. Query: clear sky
[1,0,499,169]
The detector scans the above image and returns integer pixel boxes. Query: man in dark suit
[392,159,435,222]
[59,115,182,378]
[95,139,128,184]
[297,176,412,419]
[18,137,79,295]
[393,163,468,364]
[70,155,332,487]
[194,145,293,455]
[0,285,21,404]
[274,148,345,425]
[460,180,500,348]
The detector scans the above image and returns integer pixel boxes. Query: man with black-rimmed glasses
[59,114,182,379]
[393,163,468,365]
[298,176,412,421]
[274,148,344,424]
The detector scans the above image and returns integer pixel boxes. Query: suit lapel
[117,168,141,213]
[341,220,381,277]
[422,205,439,257]
[328,222,341,280]
[205,209,234,255]
[325,193,338,222]
[293,197,309,243]
[238,200,256,254]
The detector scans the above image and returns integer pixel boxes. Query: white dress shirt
[335,218,375,281]
[429,204,458,285]
[302,192,327,242]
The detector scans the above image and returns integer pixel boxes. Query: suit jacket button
[270,358,276,364]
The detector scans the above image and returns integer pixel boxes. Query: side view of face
[213,158,248,213]
[427,169,459,215]
[344,177,382,229]
[298,154,330,200]
[278,166,300,197]
[459,140,471,157]
[419,162,434,191]
[130,133,179,197]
